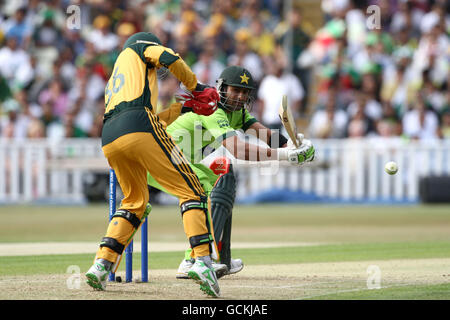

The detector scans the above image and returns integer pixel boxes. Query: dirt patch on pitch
[1,258,449,300]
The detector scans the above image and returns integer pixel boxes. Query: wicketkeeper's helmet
[216,66,256,112]
[123,32,161,50]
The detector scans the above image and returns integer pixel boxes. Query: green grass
[307,282,450,300]
[1,241,449,276]
[2,204,450,243]
[1,204,450,299]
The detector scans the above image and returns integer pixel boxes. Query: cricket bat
[278,94,301,148]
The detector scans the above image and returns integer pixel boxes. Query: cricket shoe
[85,260,110,291]
[225,258,244,275]
[176,258,227,279]
[188,260,221,298]
[176,258,195,279]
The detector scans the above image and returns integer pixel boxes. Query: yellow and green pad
[95,203,152,273]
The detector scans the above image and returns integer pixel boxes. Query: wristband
[277,148,288,161]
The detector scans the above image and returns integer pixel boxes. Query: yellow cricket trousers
[96,108,211,266]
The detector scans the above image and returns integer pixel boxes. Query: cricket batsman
[147,66,315,279]
[85,32,223,297]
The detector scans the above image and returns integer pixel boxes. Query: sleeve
[157,102,183,126]
[143,45,197,92]
[242,109,258,131]
[202,110,237,145]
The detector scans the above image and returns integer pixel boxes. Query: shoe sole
[215,266,228,279]
[85,273,105,291]
[176,273,190,279]
[177,265,228,280]
[226,264,244,275]
[188,270,220,298]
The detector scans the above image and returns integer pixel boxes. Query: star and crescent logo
[240,73,249,84]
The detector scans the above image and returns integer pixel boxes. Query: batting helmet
[216,66,256,112]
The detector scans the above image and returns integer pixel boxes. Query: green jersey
[166,107,258,163]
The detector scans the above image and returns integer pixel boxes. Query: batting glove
[277,139,315,165]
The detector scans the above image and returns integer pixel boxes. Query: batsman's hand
[175,86,219,116]
[287,133,304,149]
[278,139,315,165]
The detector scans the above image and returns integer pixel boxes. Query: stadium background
[0,0,449,204]
[0,0,449,301]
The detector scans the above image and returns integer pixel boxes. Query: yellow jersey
[102,42,197,146]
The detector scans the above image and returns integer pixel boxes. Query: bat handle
[296,133,304,148]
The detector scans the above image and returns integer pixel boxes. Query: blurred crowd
[308,0,449,140]
[0,0,448,142]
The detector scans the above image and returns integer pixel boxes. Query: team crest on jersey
[217,119,230,128]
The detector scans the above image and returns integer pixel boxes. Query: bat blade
[278,94,299,148]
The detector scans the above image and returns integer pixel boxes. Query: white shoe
[176,258,194,279]
[225,258,244,275]
[188,259,220,297]
[176,258,227,279]
[85,260,110,290]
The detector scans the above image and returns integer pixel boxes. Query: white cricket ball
[385,161,398,175]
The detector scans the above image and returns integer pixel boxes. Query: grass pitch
[0,204,449,300]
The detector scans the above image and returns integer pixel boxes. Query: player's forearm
[246,122,271,145]
[168,59,197,92]
[246,122,288,148]
[223,136,277,161]
[144,45,198,91]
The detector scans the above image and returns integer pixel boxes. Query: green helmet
[123,32,161,50]
[216,66,256,112]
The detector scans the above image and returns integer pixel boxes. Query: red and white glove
[175,87,219,116]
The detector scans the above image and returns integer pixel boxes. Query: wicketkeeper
[85,32,222,297]
[147,66,315,279]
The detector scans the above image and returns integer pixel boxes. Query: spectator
[191,38,225,87]
[1,7,33,48]
[173,35,197,67]
[308,89,349,139]
[0,0,447,142]
[0,98,31,139]
[402,93,440,140]
[87,15,119,53]
[27,118,46,139]
[347,90,382,122]
[257,51,304,129]
[0,35,34,93]
[375,101,403,138]
[40,100,61,138]
[201,13,234,59]
[380,45,420,116]
[63,110,87,138]
[277,7,311,114]
[439,108,450,139]
[248,17,275,58]
[346,100,376,138]
[227,28,263,83]
[38,78,70,119]
[32,9,62,49]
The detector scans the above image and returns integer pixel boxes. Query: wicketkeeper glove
[175,86,219,116]
[287,133,304,149]
[277,139,315,165]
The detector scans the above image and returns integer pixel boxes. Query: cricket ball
[385,161,398,175]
